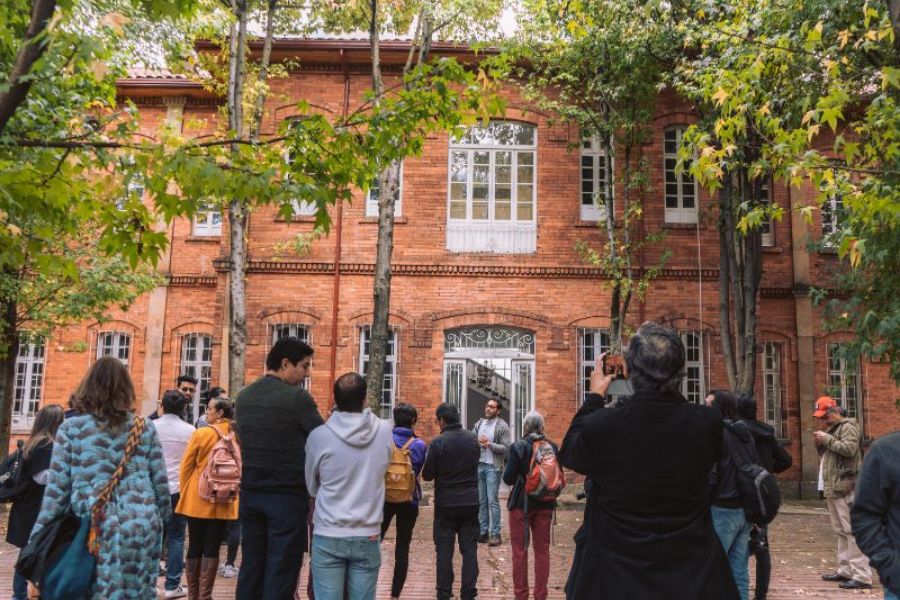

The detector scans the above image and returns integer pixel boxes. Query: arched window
[447,121,537,253]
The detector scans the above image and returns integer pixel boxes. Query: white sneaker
[164,585,187,599]
[222,565,238,578]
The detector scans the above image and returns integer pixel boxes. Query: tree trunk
[718,177,738,388]
[599,135,624,352]
[0,297,18,455]
[249,0,278,141]
[0,0,58,136]
[227,5,249,394]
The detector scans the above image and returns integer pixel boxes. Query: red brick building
[12,40,897,497]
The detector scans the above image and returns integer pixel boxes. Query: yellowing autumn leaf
[712,87,729,106]
[757,103,771,116]
[89,61,109,81]
[100,12,131,35]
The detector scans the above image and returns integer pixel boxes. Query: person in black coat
[559,321,740,600]
[7,404,64,600]
[737,394,793,600]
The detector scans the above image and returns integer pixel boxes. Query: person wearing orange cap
[812,396,872,590]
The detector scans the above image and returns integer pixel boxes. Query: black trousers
[236,490,309,600]
[380,502,420,598]
[226,519,241,566]
[750,525,771,600]
[186,517,228,559]
[433,505,479,600]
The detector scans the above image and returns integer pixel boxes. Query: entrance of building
[442,326,535,440]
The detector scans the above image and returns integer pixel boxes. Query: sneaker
[222,565,238,578]
[164,586,188,599]
[489,534,502,546]
[158,561,167,577]
[838,580,872,590]
[477,533,488,544]
[821,572,851,582]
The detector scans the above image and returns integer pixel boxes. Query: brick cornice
[168,275,218,287]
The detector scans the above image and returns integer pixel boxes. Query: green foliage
[673,0,899,382]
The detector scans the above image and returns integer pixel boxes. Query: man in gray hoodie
[305,373,394,600]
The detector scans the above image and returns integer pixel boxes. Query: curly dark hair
[74,356,135,433]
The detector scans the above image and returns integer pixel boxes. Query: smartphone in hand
[601,353,626,379]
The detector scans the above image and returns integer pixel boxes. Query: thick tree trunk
[0,298,18,455]
[0,0,57,136]
[227,5,249,394]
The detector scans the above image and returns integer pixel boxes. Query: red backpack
[524,439,566,501]
[198,424,242,504]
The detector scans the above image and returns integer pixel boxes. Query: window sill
[358,217,408,225]
[662,222,700,230]
[776,438,792,446]
[762,246,783,254]
[575,220,603,228]
[818,246,839,255]
[186,236,222,243]
[274,215,318,223]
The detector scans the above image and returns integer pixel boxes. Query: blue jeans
[311,534,381,600]
[165,493,187,591]
[12,559,27,600]
[477,463,501,536]
[885,589,900,600]
[712,505,752,600]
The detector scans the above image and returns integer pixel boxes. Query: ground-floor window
[577,328,610,405]
[97,330,131,368]
[827,343,861,424]
[762,342,785,438]
[271,323,311,389]
[14,340,44,431]
[681,331,705,404]
[360,327,397,418]
[180,333,212,421]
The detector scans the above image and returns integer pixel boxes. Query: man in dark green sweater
[235,336,324,600]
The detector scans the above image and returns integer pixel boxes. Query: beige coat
[819,418,862,498]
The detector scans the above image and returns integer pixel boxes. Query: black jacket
[559,390,739,600]
[235,374,324,495]
[7,441,53,548]
[422,423,480,509]
[741,419,792,474]
[502,434,558,512]
[851,431,900,595]
[711,420,757,508]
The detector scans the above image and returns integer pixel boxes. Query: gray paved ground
[0,502,885,599]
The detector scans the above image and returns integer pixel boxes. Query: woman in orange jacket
[176,397,240,600]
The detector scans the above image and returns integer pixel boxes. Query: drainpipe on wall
[328,49,350,407]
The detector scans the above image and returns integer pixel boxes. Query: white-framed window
[271,324,311,389]
[13,341,45,430]
[365,162,403,218]
[181,333,213,421]
[360,326,398,418]
[581,138,613,221]
[681,330,705,403]
[193,205,223,236]
[97,331,131,367]
[447,120,537,253]
[759,178,774,247]
[827,343,861,423]
[285,120,318,217]
[664,127,698,224]
[577,328,610,405]
[762,342,785,437]
[821,193,845,247]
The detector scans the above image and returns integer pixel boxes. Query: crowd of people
[2,322,898,600]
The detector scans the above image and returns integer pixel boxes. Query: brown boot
[198,557,220,600]
[184,558,201,599]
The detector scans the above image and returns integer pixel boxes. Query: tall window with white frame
[360,326,397,418]
[827,343,862,425]
[759,178,775,247]
[285,120,317,217]
[365,161,403,218]
[447,120,537,253]
[581,138,613,222]
[762,342,785,437]
[681,331,705,403]
[193,203,223,237]
[97,331,131,367]
[821,193,845,247]
[271,323,311,389]
[13,340,44,430]
[578,328,610,405]
[663,127,698,224]
[181,333,213,420]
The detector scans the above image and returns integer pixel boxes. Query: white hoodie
[305,408,394,538]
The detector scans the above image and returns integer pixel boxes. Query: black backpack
[724,422,781,526]
[0,440,29,503]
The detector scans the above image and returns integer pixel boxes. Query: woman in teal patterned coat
[30,357,172,599]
